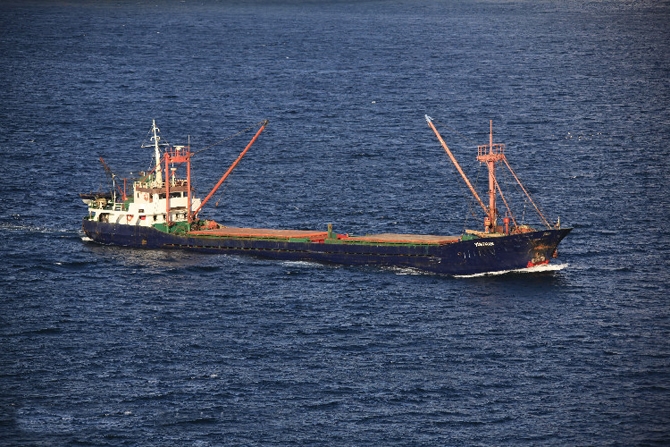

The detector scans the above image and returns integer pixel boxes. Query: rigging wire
[431,117,553,230]
[498,163,530,226]
[431,118,479,147]
[494,176,518,227]
[133,120,264,179]
[430,118,484,230]
[193,120,266,208]
[463,163,482,232]
[193,121,265,155]
[502,157,551,228]
[214,181,231,208]
[139,125,170,174]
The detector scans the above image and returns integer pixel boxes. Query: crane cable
[193,120,267,155]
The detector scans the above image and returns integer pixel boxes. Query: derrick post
[477,120,505,233]
[165,152,170,228]
[487,120,497,231]
[187,147,193,223]
[487,157,496,230]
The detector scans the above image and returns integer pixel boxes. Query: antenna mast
[151,119,163,186]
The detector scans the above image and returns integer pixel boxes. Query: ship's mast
[427,116,507,233]
[151,119,163,186]
[476,120,505,231]
[427,116,555,233]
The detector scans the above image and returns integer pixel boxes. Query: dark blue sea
[1,0,669,445]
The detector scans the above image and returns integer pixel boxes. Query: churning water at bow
[1,1,669,445]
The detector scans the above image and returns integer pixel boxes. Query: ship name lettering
[474,242,494,247]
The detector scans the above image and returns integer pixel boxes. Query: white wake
[453,263,568,278]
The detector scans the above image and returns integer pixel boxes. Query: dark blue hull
[82,220,571,276]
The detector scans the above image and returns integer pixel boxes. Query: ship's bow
[526,228,572,267]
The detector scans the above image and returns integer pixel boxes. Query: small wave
[29,327,62,335]
[158,413,218,427]
[16,408,74,434]
[384,266,432,276]
[454,263,568,278]
[182,265,221,273]
[281,260,324,268]
[81,236,93,242]
[0,221,76,235]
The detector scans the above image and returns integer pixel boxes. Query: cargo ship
[81,117,570,276]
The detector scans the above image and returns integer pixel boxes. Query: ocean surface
[1,0,669,445]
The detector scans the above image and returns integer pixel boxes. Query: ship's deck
[189,226,329,241]
[342,233,460,245]
[188,226,460,245]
